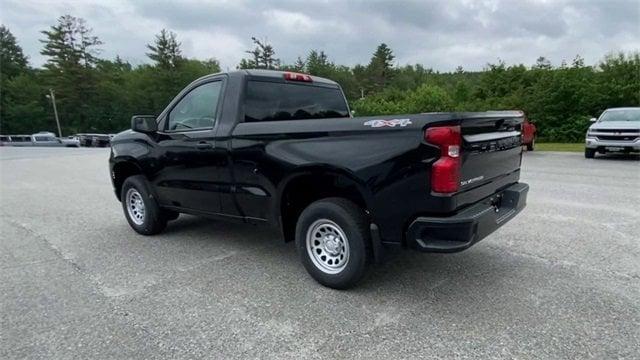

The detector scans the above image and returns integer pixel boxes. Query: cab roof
[197,69,339,86]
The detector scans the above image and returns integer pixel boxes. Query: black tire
[120,175,167,235]
[585,148,596,158]
[526,137,535,151]
[295,198,371,289]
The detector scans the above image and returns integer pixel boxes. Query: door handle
[196,142,213,150]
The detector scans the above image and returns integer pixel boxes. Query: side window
[168,81,223,131]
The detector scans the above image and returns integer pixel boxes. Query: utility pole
[47,89,62,138]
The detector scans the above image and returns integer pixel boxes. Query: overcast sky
[1,0,638,71]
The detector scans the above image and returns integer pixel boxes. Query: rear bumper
[406,182,528,252]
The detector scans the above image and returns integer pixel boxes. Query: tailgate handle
[463,131,521,142]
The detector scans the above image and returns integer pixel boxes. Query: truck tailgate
[456,113,524,207]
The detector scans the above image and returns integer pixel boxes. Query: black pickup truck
[109,69,529,289]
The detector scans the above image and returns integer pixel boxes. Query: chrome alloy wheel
[306,219,350,274]
[126,188,146,225]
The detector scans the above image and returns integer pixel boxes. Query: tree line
[1,15,638,142]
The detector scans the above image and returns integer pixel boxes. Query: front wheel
[585,148,596,158]
[295,198,371,289]
[121,175,167,235]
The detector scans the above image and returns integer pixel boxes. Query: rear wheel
[295,198,371,289]
[121,175,167,235]
[585,148,596,158]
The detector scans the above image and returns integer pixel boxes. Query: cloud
[263,9,350,36]
[1,0,638,71]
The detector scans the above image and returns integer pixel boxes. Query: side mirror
[589,117,597,122]
[131,115,157,133]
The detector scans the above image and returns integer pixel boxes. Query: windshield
[599,109,640,122]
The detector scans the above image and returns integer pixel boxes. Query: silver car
[1,135,32,146]
[31,132,66,147]
[61,135,80,147]
[585,107,640,158]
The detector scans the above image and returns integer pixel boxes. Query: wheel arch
[111,159,144,200]
[276,167,374,243]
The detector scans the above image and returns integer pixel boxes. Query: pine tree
[367,43,395,92]
[533,56,552,70]
[306,50,332,77]
[146,29,183,69]
[77,18,102,68]
[0,25,29,80]
[256,37,279,69]
[293,56,306,72]
[238,37,280,69]
[40,15,102,71]
[237,58,256,70]
[572,55,585,68]
[39,15,102,133]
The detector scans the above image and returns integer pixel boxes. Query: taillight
[425,126,461,194]
[283,72,312,82]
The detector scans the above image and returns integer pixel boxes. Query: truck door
[151,79,227,215]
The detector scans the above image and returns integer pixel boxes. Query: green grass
[536,143,584,152]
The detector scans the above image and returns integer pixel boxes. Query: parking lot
[1,147,638,359]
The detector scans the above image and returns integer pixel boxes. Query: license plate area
[606,146,624,151]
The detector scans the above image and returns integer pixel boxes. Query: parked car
[31,132,67,147]
[61,135,80,147]
[1,134,32,146]
[0,135,10,146]
[109,70,529,289]
[0,132,81,147]
[78,133,111,147]
[522,117,537,151]
[585,107,640,158]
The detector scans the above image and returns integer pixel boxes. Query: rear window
[244,81,349,122]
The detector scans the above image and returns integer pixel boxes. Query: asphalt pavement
[1,147,638,359]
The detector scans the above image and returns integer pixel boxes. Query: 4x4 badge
[364,119,412,128]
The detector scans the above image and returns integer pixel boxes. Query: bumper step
[406,183,529,252]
